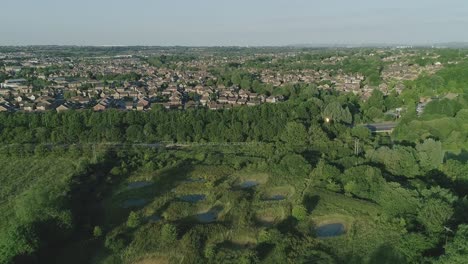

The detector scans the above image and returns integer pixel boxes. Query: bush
[126,211,141,228]
[292,205,307,221]
[93,226,103,238]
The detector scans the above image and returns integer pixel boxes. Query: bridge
[361,122,398,133]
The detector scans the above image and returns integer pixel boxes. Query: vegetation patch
[255,207,287,226]
[261,185,294,200]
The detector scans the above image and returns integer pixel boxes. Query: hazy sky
[1,0,468,46]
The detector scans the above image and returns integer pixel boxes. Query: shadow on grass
[303,194,320,213]
[367,243,406,264]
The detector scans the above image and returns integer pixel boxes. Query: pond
[127,181,153,189]
[121,199,147,208]
[315,223,346,238]
[147,215,161,223]
[263,194,286,201]
[179,194,206,203]
[196,210,219,223]
[240,180,259,189]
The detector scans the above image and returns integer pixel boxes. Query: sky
[1,0,468,46]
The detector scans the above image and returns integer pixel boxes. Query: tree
[322,102,352,124]
[351,126,371,140]
[161,224,178,244]
[310,159,342,192]
[416,139,444,172]
[278,154,312,179]
[292,205,307,221]
[437,225,468,263]
[341,165,385,201]
[417,198,453,234]
[367,146,420,178]
[126,211,141,228]
[0,223,39,264]
[126,125,144,142]
[280,122,308,145]
[93,226,103,238]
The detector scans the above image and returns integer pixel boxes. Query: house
[246,100,260,106]
[0,89,11,96]
[265,96,278,103]
[200,95,210,105]
[112,92,121,99]
[36,102,50,111]
[218,96,228,104]
[228,97,237,104]
[71,96,90,105]
[125,101,134,110]
[0,104,10,112]
[208,102,222,110]
[184,101,198,109]
[56,104,70,112]
[93,103,107,111]
[239,90,249,99]
[237,98,247,105]
[138,98,149,107]
[136,102,146,111]
[2,78,27,88]
[22,103,35,112]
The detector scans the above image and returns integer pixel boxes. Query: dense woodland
[2,48,468,264]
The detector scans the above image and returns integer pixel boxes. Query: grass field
[0,155,82,232]
[0,147,419,264]
[306,188,406,263]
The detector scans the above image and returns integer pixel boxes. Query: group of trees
[0,93,363,146]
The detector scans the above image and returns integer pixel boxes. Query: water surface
[122,199,147,208]
[315,223,345,238]
[147,215,161,223]
[240,180,259,188]
[127,181,153,189]
[196,210,219,223]
[264,194,286,201]
[179,194,206,203]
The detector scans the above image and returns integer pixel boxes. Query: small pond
[315,223,345,238]
[147,215,161,223]
[196,210,219,223]
[127,181,153,189]
[179,194,206,203]
[121,199,147,208]
[264,194,286,201]
[240,180,259,189]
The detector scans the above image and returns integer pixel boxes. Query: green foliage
[275,154,312,183]
[280,122,308,145]
[437,225,468,263]
[126,211,141,228]
[367,146,420,178]
[310,159,342,192]
[322,102,353,124]
[416,139,444,172]
[105,229,127,253]
[161,224,178,245]
[341,166,385,201]
[93,226,103,238]
[0,223,39,264]
[417,198,453,234]
[292,205,308,221]
[423,99,461,118]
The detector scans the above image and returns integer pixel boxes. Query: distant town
[0,46,454,113]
